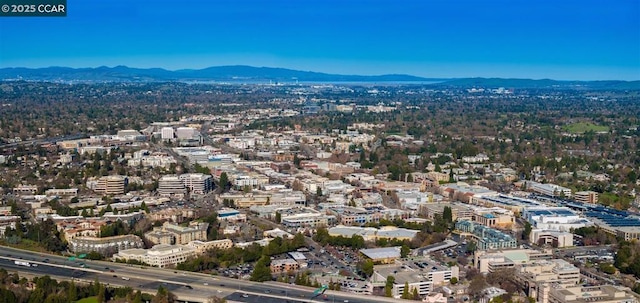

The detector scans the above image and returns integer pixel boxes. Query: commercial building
[524,181,572,198]
[185,239,233,254]
[369,259,459,298]
[455,220,517,250]
[523,207,592,232]
[515,259,581,300]
[328,225,418,242]
[585,208,640,241]
[530,230,573,248]
[540,284,638,303]
[94,175,127,196]
[157,175,186,197]
[270,259,300,274]
[179,173,213,195]
[161,127,175,140]
[69,235,144,257]
[420,203,474,222]
[360,247,402,264]
[574,191,599,204]
[474,249,553,274]
[113,244,196,268]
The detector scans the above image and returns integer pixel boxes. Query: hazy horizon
[1,0,638,81]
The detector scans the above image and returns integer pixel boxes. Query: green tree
[218,173,229,192]
[443,206,453,223]
[523,221,532,240]
[275,212,281,223]
[450,277,458,285]
[316,187,323,196]
[401,282,410,299]
[412,287,420,300]
[359,259,374,277]
[401,244,411,258]
[385,276,395,297]
[68,281,77,301]
[133,290,143,303]
[250,255,272,282]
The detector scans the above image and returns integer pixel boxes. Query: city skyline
[0,0,639,80]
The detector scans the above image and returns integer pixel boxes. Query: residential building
[455,221,517,250]
[145,221,209,245]
[69,235,144,257]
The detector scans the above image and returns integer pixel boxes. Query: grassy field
[75,296,99,303]
[563,122,609,134]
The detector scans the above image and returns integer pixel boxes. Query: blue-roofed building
[455,221,517,250]
[522,207,593,232]
[585,210,640,241]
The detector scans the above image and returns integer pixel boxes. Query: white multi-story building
[525,181,572,198]
[523,207,592,232]
[94,175,127,195]
[161,127,175,140]
[176,127,196,139]
[113,244,196,268]
[179,173,213,195]
[157,175,186,197]
[370,260,459,298]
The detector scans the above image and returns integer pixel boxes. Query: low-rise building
[540,284,638,303]
[270,258,300,274]
[573,191,599,204]
[369,259,459,298]
[145,221,209,245]
[455,220,517,250]
[530,230,573,248]
[69,234,144,257]
[185,239,233,254]
[113,244,197,268]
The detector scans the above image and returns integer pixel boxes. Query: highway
[0,246,402,303]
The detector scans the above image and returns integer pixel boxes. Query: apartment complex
[69,234,144,257]
[145,221,209,245]
[455,220,517,250]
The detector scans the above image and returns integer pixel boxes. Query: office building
[157,175,186,197]
[113,244,196,268]
[95,175,127,196]
[161,127,175,140]
[179,173,213,195]
[574,191,599,204]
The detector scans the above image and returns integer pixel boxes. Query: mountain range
[0,65,638,89]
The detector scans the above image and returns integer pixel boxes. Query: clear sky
[0,0,639,80]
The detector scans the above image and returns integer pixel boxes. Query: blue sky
[0,0,639,80]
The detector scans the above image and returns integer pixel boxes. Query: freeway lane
[0,246,400,303]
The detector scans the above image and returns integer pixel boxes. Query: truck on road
[14,260,31,267]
